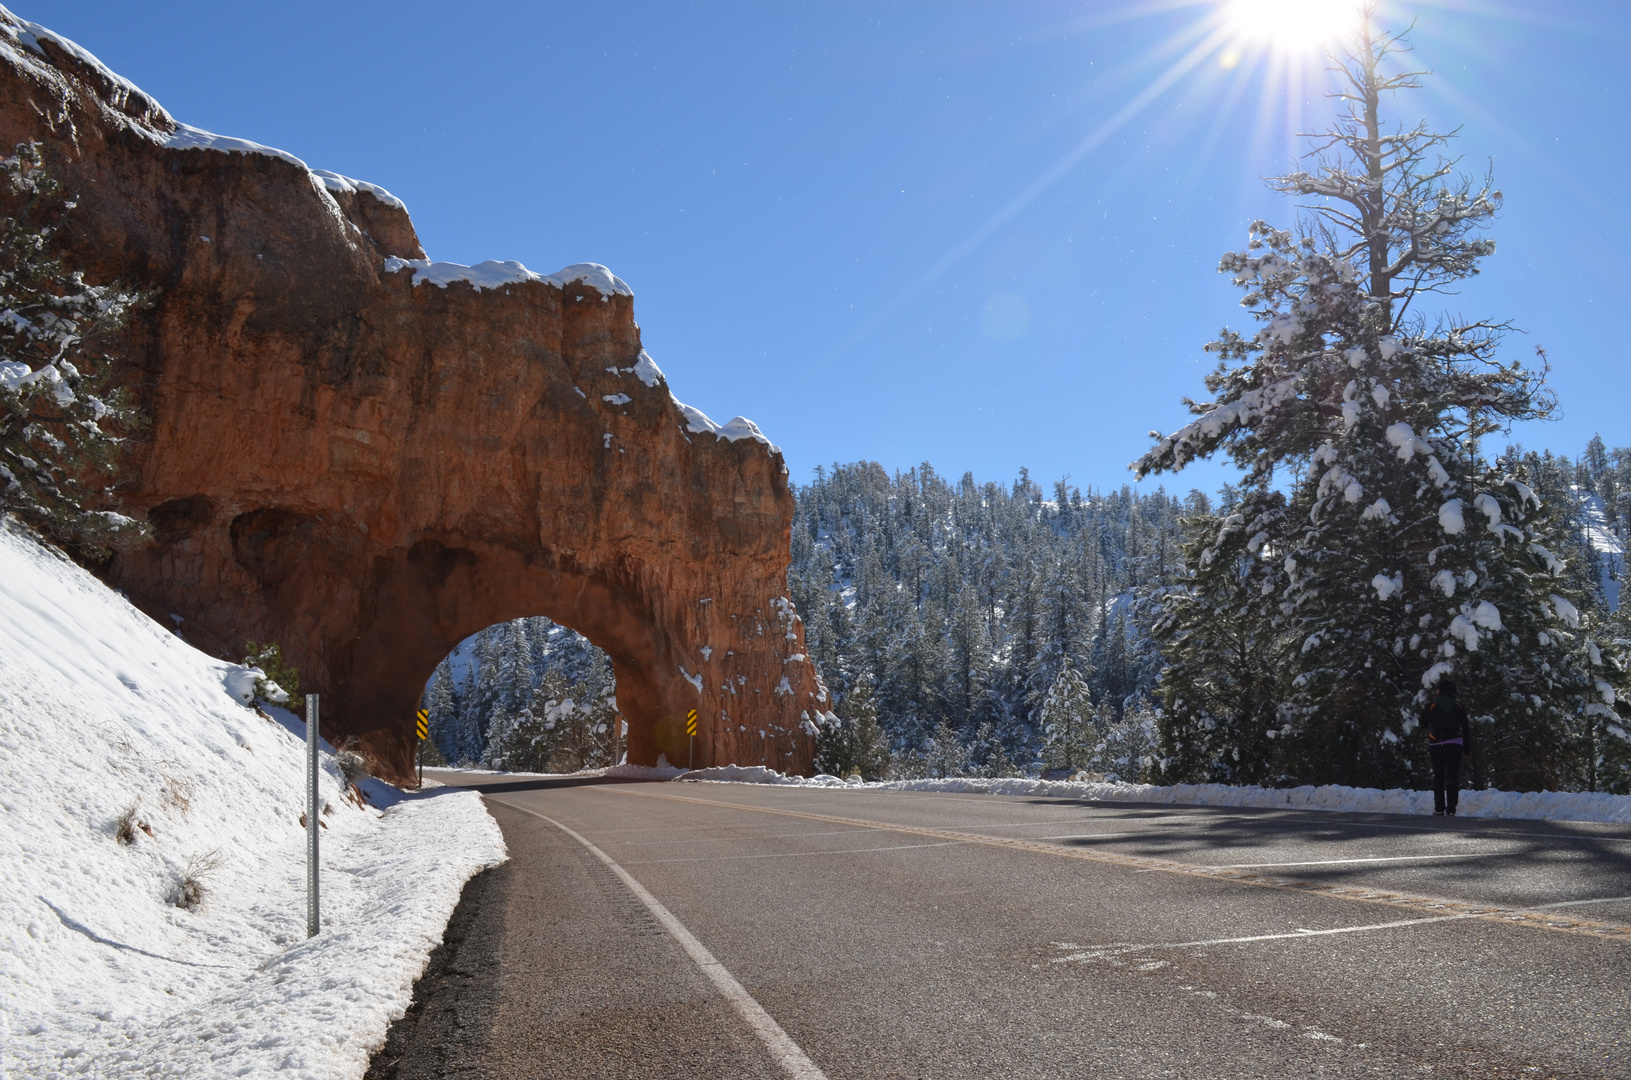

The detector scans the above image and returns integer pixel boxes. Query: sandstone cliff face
[1,13,828,781]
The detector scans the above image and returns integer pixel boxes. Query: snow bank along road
[0,519,506,1080]
[370,774,1631,1079]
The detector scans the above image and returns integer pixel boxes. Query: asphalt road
[367,775,1631,1080]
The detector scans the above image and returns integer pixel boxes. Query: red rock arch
[1,13,828,781]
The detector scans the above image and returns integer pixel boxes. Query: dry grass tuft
[173,849,226,911]
[114,801,140,845]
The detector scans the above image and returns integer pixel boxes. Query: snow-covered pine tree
[1136,5,1608,790]
[423,656,460,764]
[481,623,537,770]
[1098,699,1161,783]
[452,628,502,765]
[523,654,623,773]
[1039,656,1097,772]
[1,143,147,559]
[496,621,535,719]
[505,667,573,771]
[481,704,526,771]
[969,720,1021,778]
[923,718,967,779]
[1593,602,1631,793]
[813,671,892,780]
[1151,486,1291,784]
[947,579,989,728]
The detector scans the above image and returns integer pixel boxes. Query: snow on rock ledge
[164,121,309,169]
[0,7,166,125]
[311,169,407,210]
[675,400,782,454]
[383,257,633,297]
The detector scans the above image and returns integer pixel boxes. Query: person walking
[1422,679,1472,816]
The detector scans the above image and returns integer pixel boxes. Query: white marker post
[306,693,320,938]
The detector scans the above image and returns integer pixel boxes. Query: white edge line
[498,800,828,1080]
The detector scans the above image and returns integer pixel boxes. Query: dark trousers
[1430,743,1463,814]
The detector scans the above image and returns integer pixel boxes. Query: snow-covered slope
[1577,489,1624,611]
[0,517,505,1079]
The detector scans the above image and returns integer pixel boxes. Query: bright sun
[1225,0,1356,51]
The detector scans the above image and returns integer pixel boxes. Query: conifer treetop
[1133,3,1550,485]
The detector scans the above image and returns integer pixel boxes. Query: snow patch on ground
[429,761,691,782]
[0,517,505,1080]
[437,757,1631,826]
[680,767,1631,824]
[682,764,828,786]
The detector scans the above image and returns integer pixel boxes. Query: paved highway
[366,774,1631,1079]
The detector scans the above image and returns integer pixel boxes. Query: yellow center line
[600,786,1631,944]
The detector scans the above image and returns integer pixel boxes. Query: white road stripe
[1058,894,1631,961]
[498,799,828,1080]
[1202,852,1498,869]
[628,841,962,865]
[1165,913,1479,947]
[1052,913,1484,966]
[1525,894,1631,911]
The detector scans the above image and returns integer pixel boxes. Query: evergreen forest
[428,439,1628,792]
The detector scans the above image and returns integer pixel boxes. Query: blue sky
[28,1,1631,497]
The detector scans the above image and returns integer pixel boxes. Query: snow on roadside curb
[427,761,690,782]
[678,768,1631,826]
[0,517,506,1079]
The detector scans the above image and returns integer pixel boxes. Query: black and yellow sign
[685,709,698,737]
[415,709,429,740]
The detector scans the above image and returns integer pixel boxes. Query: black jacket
[1422,694,1471,749]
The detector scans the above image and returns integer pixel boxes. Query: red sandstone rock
[1,13,828,782]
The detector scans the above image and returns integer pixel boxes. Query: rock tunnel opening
[418,616,628,773]
[339,538,693,780]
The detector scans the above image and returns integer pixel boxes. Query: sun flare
[1225,0,1356,51]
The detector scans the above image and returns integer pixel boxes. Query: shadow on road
[429,773,651,796]
[1013,799,1631,899]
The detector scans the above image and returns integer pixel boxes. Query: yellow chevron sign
[415,709,429,740]
[685,709,698,737]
